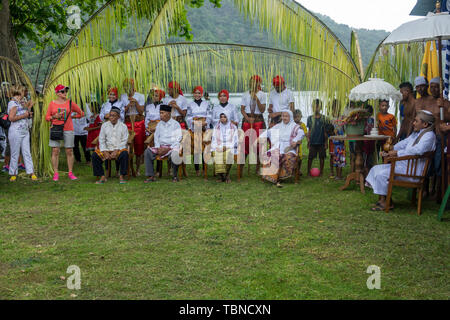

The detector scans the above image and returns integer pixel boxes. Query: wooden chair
[154,156,183,180]
[384,151,434,215]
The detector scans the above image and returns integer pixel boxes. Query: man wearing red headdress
[268,75,295,128]
[163,81,189,129]
[240,75,267,173]
[120,79,146,175]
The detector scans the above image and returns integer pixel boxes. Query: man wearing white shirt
[366,110,436,211]
[268,75,295,128]
[72,103,92,164]
[91,107,129,184]
[144,104,183,182]
[163,81,189,129]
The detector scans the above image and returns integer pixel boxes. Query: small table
[329,135,389,194]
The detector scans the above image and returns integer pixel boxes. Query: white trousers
[366,164,392,196]
[8,128,34,175]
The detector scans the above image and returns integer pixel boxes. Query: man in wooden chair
[91,107,129,184]
[144,104,182,183]
[366,110,436,211]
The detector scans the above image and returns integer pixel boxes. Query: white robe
[366,129,436,196]
[211,121,239,155]
[259,111,305,155]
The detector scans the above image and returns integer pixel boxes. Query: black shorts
[308,144,326,160]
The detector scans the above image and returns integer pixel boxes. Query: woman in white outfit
[211,113,239,183]
[258,110,305,188]
[366,110,436,211]
[7,85,37,182]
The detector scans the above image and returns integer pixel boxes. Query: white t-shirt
[269,89,295,113]
[72,103,92,136]
[211,103,240,127]
[7,100,28,132]
[121,92,146,116]
[163,95,189,118]
[240,91,267,115]
[145,103,161,128]
[186,100,212,130]
[100,100,125,122]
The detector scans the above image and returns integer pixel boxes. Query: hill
[20,0,389,87]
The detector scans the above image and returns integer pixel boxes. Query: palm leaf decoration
[350,30,364,80]
[0,57,40,172]
[365,40,423,84]
[37,0,362,176]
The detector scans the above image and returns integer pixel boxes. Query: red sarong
[126,120,146,156]
[86,115,102,150]
[242,121,265,155]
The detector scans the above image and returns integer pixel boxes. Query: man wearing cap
[91,107,129,184]
[45,84,85,181]
[366,110,436,211]
[144,104,183,182]
[414,76,434,113]
[268,75,295,128]
[420,77,450,198]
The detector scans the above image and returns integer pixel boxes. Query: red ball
[310,168,320,177]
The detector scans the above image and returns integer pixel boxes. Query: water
[185,91,326,126]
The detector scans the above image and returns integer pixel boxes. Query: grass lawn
[0,150,449,300]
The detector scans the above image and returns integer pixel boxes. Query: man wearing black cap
[144,104,182,182]
[91,107,129,184]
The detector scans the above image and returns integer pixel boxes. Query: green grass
[0,152,449,300]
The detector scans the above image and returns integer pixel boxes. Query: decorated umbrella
[349,78,402,136]
[410,0,449,16]
[383,6,450,199]
[383,10,450,108]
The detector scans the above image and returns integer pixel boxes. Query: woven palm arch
[40,0,362,176]
[365,40,424,84]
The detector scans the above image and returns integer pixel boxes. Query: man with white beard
[366,110,436,211]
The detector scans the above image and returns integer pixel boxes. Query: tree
[0,0,222,67]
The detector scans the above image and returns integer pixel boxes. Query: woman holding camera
[7,84,36,182]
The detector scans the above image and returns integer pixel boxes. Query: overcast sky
[296,0,419,31]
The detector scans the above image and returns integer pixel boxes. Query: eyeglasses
[58,89,68,94]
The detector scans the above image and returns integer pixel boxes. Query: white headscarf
[272,110,298,140]
[215,113,236,146]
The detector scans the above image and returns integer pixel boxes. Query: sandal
[371,205,385,211]
[144,177,155,183]
[95,180,106,184]
[119,180,127,184]
[172,177,179,183]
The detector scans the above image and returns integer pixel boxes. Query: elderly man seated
[144,104,182,183]
[366,110,436,211]
[91,107,129,184]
